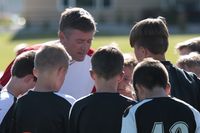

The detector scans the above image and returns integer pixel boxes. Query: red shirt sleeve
[87,48,95,57]
[87,48,96,93]
[0,60,14,86]
[0,44,42,87]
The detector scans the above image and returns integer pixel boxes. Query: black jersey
[162,61,200,111]
[11,90,72,133]
[69,92,136,133]
[121,97,200,133]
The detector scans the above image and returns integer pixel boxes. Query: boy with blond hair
[12,44,75,133]
[117,53,137,100]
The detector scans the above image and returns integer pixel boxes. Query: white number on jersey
[152,121,189,133]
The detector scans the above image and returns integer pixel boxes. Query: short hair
[123,53,137,69]
[11,51,35,78]
[129,16,169,54]
[133,58,169,90]
[176,37,200,54]
[34,43,71,71]
[91,46,124,80]
[59,7,96,34]
[177,52,200,69]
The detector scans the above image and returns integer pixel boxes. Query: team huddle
[0,7,200,133]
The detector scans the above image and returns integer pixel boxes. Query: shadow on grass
[11,28,58,41]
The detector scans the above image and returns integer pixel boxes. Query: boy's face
[118,66,133,89]
[118,66,133,96]
[60,29,94,61]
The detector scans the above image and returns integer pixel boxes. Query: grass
[0,33,200,71]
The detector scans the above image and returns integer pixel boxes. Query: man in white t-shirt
[0,7,97,99]
[57,7,96,99]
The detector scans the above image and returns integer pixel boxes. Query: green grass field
[0,33,200,71]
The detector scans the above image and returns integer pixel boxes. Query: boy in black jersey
[69,46,136,133]
[0,51,36,133]
[129,16,200,112]
[11,43,75,133]
[121,58,200,133]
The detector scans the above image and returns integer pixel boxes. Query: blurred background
[1,0,200,34]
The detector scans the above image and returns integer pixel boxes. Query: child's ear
[59,31,66,44]
[135,84,146,101]
[165,82,171,96]
[33,68,38,78]
[118,71,124,82]
[144,47,149,57]
[89,69,96,80]
[57,66,67,76]
[23,74,34,83]
[58,66,66,72]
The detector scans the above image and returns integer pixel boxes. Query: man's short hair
[129,16,169,54]
[11,51,35,78]
[133,58,169,90]
[59,7,96,34]
[34,43,71,71]
[91,46,124,80]
[176,37,200,54]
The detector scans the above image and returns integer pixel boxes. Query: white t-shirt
[54,92,76,105]
[59,54,94,100]
[0,89,14,124]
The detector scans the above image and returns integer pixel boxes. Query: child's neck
[95,79,118,93]
[33,78,55,92]
[5,78,21,97]
[96,88,118,93]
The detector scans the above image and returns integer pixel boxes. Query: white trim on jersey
[121,99,151,133]
[0,89,14,124]
[172,97,200,133]
[59,55,94,100]
[121,97,200,133]
[54,92,76,105]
